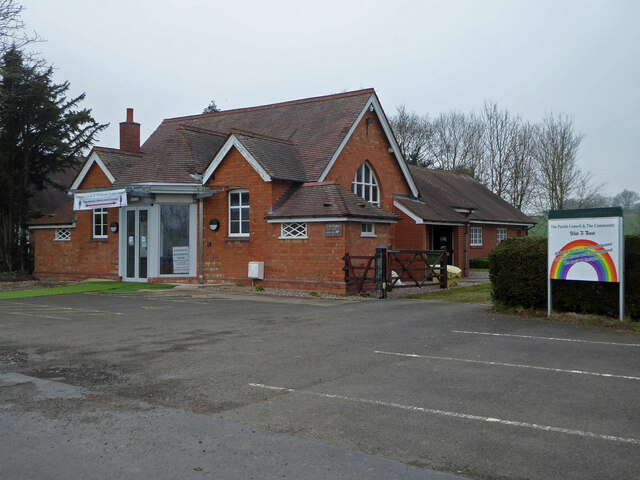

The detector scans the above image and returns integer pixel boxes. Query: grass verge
[405,284,639,333]
[0,281,175,300]
[493,304,640,334]
[404,283,492,304]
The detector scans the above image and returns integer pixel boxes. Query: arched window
[351,162,379,205]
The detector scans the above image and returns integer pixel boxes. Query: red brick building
[29,89,533,293]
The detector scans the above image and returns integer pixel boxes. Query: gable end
[70,151,116,191]
[318,93,418,198]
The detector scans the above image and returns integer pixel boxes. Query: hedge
[489,235,640,320]
[469,257,490,269]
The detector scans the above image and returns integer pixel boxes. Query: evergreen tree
[0,46,106,271]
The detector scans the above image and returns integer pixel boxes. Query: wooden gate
[387,248,448,290]
[342,253,376,293]
[343,247,448,294]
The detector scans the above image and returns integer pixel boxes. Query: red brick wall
[323,113,411,211]
[200,146,397,293]
[392,208,426,250]
[79,163,111,189]
[32,207,120,280]
[32,161,120,280]
[467,224,527,260]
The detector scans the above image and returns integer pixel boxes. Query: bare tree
[389,105,433,166]
[0,0,38,53]
[612,189,640,211]
[505,122,537,211]
[429,111,485,179]
[533,113,585,211]
[481,101,521,199]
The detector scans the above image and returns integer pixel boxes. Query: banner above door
[73,189,128,210]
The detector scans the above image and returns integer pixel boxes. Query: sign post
[548,207,624,321]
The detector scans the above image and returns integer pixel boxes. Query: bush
[489,237,547,309]
[490,235,640,319]
[470,257,490,269]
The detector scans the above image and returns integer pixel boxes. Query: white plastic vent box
[248,261,264,279]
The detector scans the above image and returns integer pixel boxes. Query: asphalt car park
[0,288,639,479]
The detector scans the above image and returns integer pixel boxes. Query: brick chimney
[119,108,140,152]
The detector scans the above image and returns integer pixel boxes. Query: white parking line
[249,383,640,445]
[374,350,640,381]
[452,330,640,347]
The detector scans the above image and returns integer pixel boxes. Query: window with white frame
[55,228,71,241]
[497,228,508,244]
[93,208,108,238]
[229,190,250,236]
[470,227,483,246]
[352,162,379,205]
[361,222,375,237]
[280,222,307,239]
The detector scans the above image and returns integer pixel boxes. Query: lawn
[404,283,492,304]
[0,281,175,300]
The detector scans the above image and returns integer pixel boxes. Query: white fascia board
[393,200,426,224]
[393,200,467,226]
[201,135,271,184]
[267,216,397,224]
[70,151,115,191]
[318,93,419,198]
[469,220,536,226]
[29,222,76,229]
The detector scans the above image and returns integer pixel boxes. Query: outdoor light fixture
[110,222,119,233]
[209,219,220,231]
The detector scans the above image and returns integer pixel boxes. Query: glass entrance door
[125,208,149,281]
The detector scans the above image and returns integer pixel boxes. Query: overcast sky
[21,0,640,197]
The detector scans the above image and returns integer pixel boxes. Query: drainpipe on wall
[199,198,204,284]
[464,224,469,278]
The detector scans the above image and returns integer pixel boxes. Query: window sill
[361,234,377,238]
[279,236,308,240]
[226,237,250,242]
[91,237,109,242]
[470,245,483,248]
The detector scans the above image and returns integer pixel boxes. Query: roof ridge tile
[162,88,375,124]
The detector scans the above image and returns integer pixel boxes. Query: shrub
[489,237,547,309]
[490,235,640,319]
[255,285,264,292]
[470,257,490,269]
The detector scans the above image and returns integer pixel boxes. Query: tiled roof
[394,195,469,224]
[28,201,75,226]
[92,147,143,182]
[400,166,535,225]
[160,89,374,181]
[268,182,399,221]
[86,89,375,186]
[232,131,306,182]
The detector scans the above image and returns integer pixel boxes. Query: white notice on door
[172,246,189,274]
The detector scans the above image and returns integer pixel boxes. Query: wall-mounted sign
[324,224,343,237]
[547,207,624,320]
[172,246,189,274]
[74,189,127,210]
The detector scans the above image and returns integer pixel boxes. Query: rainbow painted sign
[548,213,622,283]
